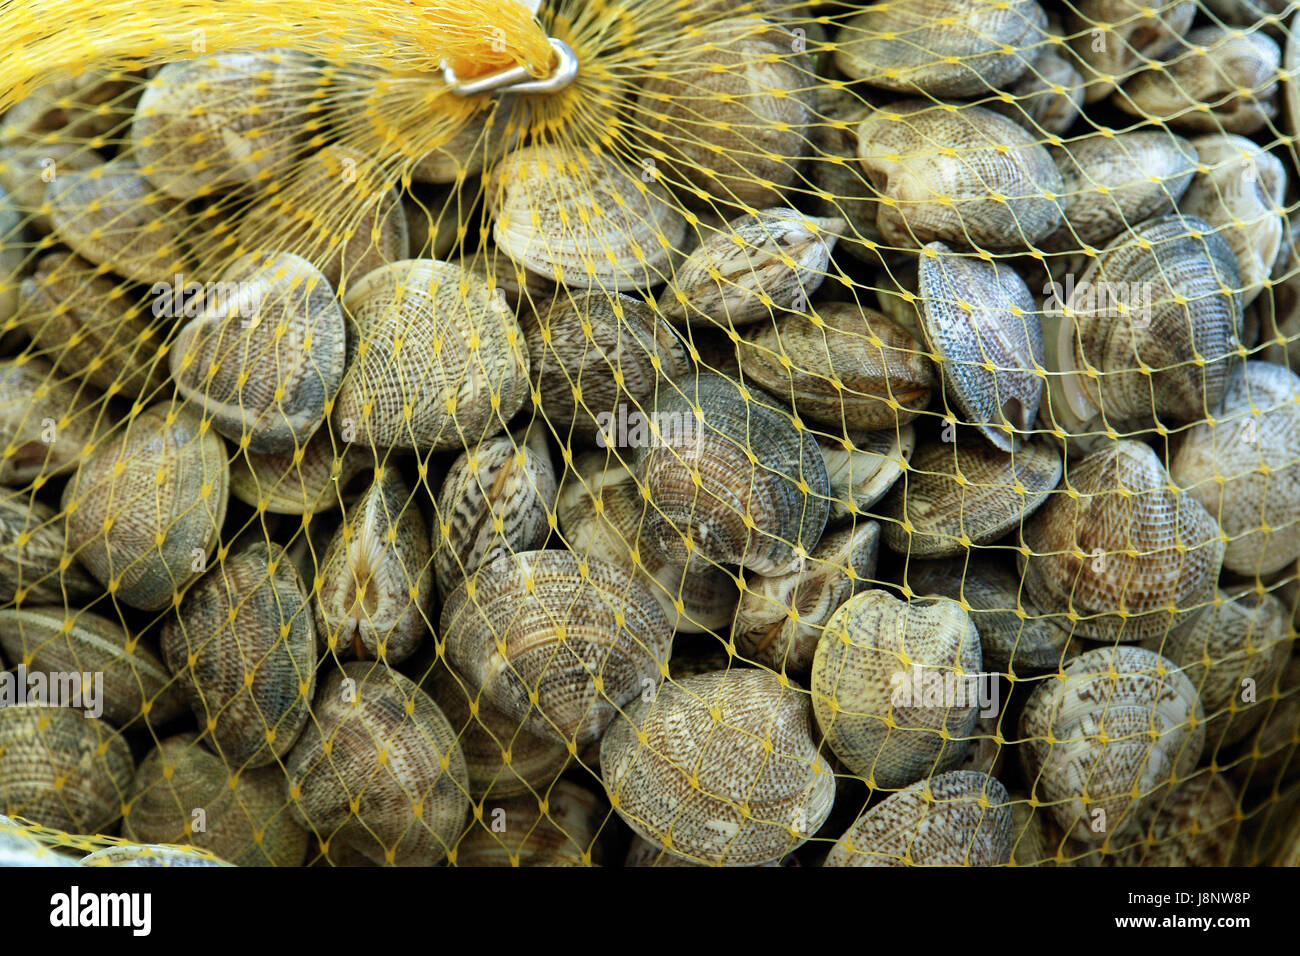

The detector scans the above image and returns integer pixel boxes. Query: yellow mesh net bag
[0,0,1297,868]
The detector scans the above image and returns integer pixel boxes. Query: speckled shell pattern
[161,542,316,768]
[0,357,98,486]
[285,662,469,866]
[1019,645,1206,844]
[812,589,983,789]
[229,428,369,515]
[600,668,835,866]
[441,549,673,746]
[633,371,831,576]
[824,771,1014,866]
[1065,0,1195,102]
[453,780,605,867]
[1107,773,1240,866]
[0,491,98,605]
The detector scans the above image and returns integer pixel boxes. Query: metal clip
[442,36,579,98]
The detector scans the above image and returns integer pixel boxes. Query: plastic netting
[0,0,1297,868]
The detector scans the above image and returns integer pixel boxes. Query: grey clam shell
[0,490,98,605]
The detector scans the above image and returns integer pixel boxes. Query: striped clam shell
[162,542,316,768]
[917,242,1044,451]
[1065,0,1194,103]
[601,668,835,866]
[737,302,935,433]
[0,490,98,605]
[557,452,738,635]
[0,704,134,833]
[124,734,309,867]
[1171,361,1300,577]
[824,771,1014,866]
[0,356,97,486]
[990,44,1085,137]
[170,251,348,453]
[0,606,186,728]
[856,102,1064,250]
[441,549,673,746]
[1106,772,1239,866]
[315,468,431,665]
[285,662,469,866]
[229,427,368,516]
[1019,645,1205,845]
[1020,440,1223,642]
[633,371,831,576]
[452,246,556,310]
[333,258,530,452]
[878,437,1061,557]
[811,589,983,789]
[733,521,880,674]
[61,402,229,612]
[453,781,605,867]
[820,426,915,521]
[487,145,688,291]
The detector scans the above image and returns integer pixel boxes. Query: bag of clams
[0,0,1297,869]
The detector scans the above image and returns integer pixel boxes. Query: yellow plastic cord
[0,0,555,108]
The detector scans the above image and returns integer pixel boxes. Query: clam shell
[824,771,1013,866]
[452,781,605,867]
[452,246,555,309]
[806,88,883,263]
[0,142,99,234]
[1170,361,1300,577]
[1232,656,1300,790]
[1253,213,1300,366]
[410,97,522,185]
[285,662,469,866]
[1020,440,1222,642]
[0,70,138,145]
[811,589,983,789]
[633,371,831,576]
[737,302,935,432]
[1108,771,1240,866]
[1019,645,1205,844]
[988,45,1085,136]
[1065,0,1194,103]
[441,549,673,746]
[333,258,530,452]
[879,437,1061,557]
[917,242,1044,451]
[81,844,234,867]
[0,187,20,326]
[229,427,368,516]
[733,521,880,674]
[0,489,98,605]
[1007,793,1072,866]
[820,426,915,521]
[315,468,431,665]
[0,606,186,729]
[171,251,348,453]
[487,145,688,291]
[162,543,316,767]
[0,356,98,485]
[0,704,134,833]
[857,101,1064,250]
[124,734,309,867]
[600,668,835,866]
[658,208,842,328]
[62,403,229,611]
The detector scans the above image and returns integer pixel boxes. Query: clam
[0,489,98,605]
[657,208,843,328]
[453,781,605,867]
[1007,794,1072,866]
[824,771,1014,866]
[229,427,368,516]
[601,668,835,866]
[0,606,186,728]
[0,824,80,867]
[635,18,815,207]
[1115,25,1280,134]
[410,97,522,185]
[487,145,688,291]
[557,451,739,634]
[1020,645,1205,844]
[46,157,190,284]
[423,663,570,800]
[820,426,915,521]
[81,844,233,867]
[285,662,469,866]
[1234,657,1300,789]
[1253,213,1300,366]
[18,250,170,399]
[1041,214,1243,435]
[879,438,1061,557]
[315,468,431,665]
[856,102,1064,250]
[811,589,983,789]
[1042,130,1198,251]
[61,403,229,611]
[0,704,134,833]
[633,371,830,576]
[124,734,309,867]
[333,258,530,452]
[441,549,673,746]
[130,50,318,200]
[917,242,1044,451]
[0,187,20,326]
[733,521,880,673]
[520,291,688,444]
[0,356,97,485]
[737,302,935,433]
[170,251,348,453]
[1108,772,1239,866]
[1020,441,1222,642]
[905,557,1072,674]
[0,70,138,145]
[989,45,1085,137]
[434,424,557,597]
[0,142,99,234]
[404,192,461,261]
[453,245,556,309]
[1064,0,1194,103]
[834,0,1046,97]
[161,543,316,768]
[806,88,883,262]
[1203,0,1291,24]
